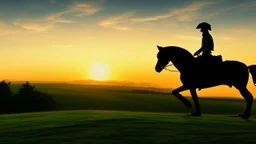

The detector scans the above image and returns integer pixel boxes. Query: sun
[88,62,110,81]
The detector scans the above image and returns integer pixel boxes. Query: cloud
[176,12,197,22]
[97,1,215,31]
[12,19,54,32]
[131,1,216,22]
[46,11,74,24]
[207,1,256,18]
[98,12,133,31]
[13,1,103,32]
[47,1,102,22]
[71,3,102,16]
[114,26,132,31]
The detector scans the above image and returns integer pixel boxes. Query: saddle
[195,55,224,90]
[196,55,222,64]
[195,55,223,76]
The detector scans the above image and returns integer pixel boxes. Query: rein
[164,64,179,72]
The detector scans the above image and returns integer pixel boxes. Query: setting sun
[88,62,110,81]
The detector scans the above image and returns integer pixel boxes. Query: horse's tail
[248,65,256,86]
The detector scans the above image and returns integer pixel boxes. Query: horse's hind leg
[189,88,201,116]
[236,86,253,118]
[172,85,192,108]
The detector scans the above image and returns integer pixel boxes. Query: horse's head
[155,45,170,73]
[155,45,195,73]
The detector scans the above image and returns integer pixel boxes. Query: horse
[155,45,256,119]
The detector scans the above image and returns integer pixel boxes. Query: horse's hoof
[238,114,250,119]
[190,112,201,116]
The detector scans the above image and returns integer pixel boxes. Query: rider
[193,22,214,58]
[193,22,231,88]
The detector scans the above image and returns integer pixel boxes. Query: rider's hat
[196,22,211,31]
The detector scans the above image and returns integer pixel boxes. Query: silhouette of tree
[0,81,57,114]
[0,80,12,113]
[9,81,57,113]
[18,81,35,95]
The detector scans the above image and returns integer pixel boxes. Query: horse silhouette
[155,45,256,119]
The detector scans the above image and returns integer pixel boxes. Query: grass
[1,83,256,144]
[9,83,256,115]
[1,110,256,144]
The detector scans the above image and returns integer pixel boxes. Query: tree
[18,81,35,95]
[14,81,57,113]
[0,80,12,113]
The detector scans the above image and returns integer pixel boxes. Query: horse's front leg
[172,85,192,108]
[189,88,201,116]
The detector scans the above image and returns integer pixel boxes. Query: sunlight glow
[88,62,110,81]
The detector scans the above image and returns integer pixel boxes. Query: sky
[0,0,256,97]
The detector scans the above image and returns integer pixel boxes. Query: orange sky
[1,0,256,97]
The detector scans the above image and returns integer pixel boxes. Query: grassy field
[9,82,256,115]
[1,110,256,144]
[1,82,256,144]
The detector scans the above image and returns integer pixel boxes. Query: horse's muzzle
[155,66,163,73]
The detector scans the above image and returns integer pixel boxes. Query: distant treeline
[0,80,57,114]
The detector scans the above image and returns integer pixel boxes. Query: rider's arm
[198,47,203,53]
[194,47,203,56]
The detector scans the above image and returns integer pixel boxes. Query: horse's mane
[164,46,194,61]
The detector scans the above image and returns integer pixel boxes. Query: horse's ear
[157,45,163,51]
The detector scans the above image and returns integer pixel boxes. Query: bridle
[164,63,179,72]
